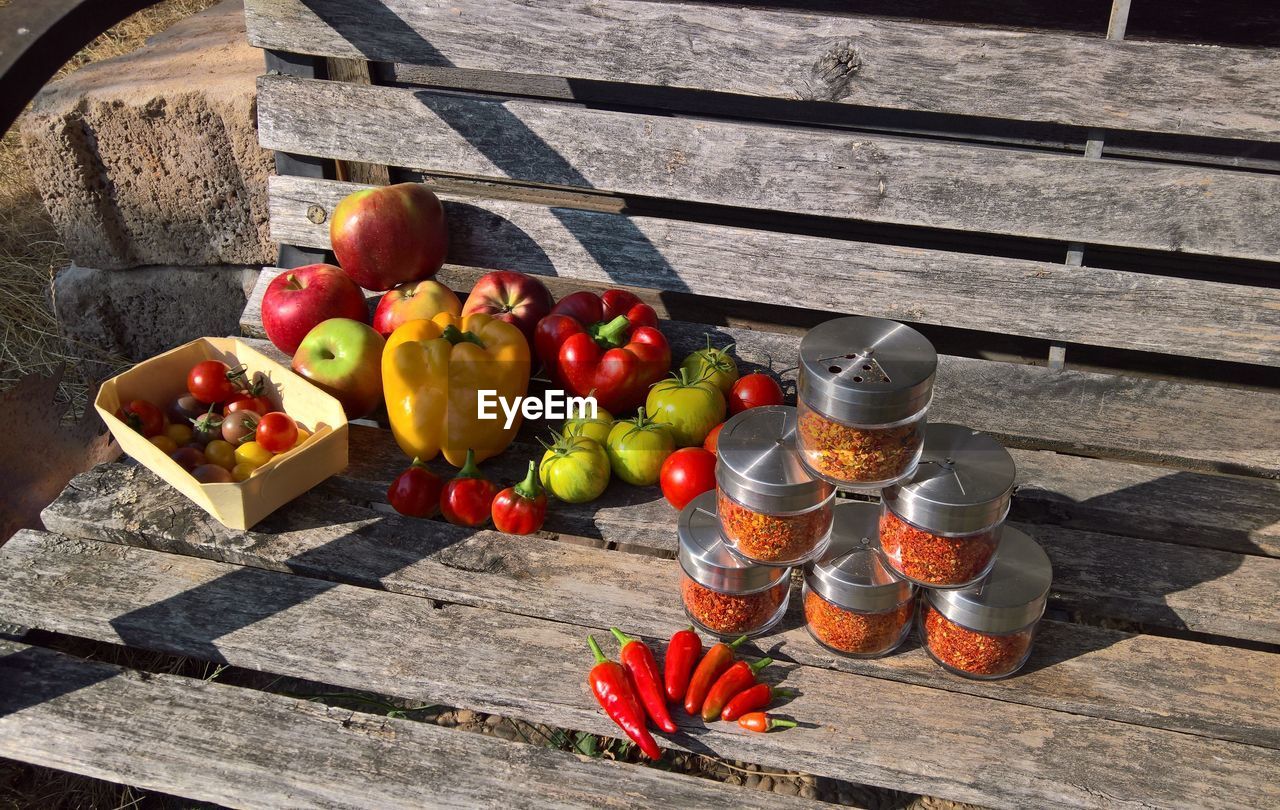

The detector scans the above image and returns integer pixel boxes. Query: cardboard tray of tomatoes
[95,337,349,530]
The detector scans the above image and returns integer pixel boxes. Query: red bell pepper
[491,461,548,534]
[387,457,445,518]
[737,712,797,733]
[587,635,662,760]
[683,634,747,716]
[610,628,677,733]
[701,656,773,721]
[663,626,702,702]
[533,289,670,414]
[720,682,795,721]
[440,449,500,527]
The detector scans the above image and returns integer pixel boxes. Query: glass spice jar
[920,527,1052,679]
[716,405,835,566]
[678,491,792,638]
[803,501,915,658]
[796,316,937,491]
[878,424,1016,588]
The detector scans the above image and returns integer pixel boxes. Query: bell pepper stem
[591,314,632,348]
[749,657,773,674]
[587,634,608,664]
[513,460,542,500]
[610,627,635,647]
[441,324,485,348]
[455,448,484,480]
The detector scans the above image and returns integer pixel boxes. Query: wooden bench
[4,1,1280,806]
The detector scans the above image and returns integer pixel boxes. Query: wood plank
[0,641,804,810]
[240,278,1280,479]
[243,0,1280,143]
[255,76,1280,262]
[3,530,1277,809]
[43,460,1280,647]
[267,176,1280,366]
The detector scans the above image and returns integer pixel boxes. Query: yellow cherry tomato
[165,423,193,445]
[231,462,256,482]
[234,441,273,470]
[149,435,178,455]
[292,427,311,449]
[204,439,237,470]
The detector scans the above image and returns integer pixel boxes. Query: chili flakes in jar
[921,603,1032,679]
[717,489,832,565]
[878,507,999,587]
[797,402,925,486]
[681,572,788,637]
[804,586,913,657]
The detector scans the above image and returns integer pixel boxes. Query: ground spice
[679,572,788,636]
[804,587,913,656]
[921,603,1033,678]
[878,508,998,587]
[797,402,923,485]
[717,489,831,564]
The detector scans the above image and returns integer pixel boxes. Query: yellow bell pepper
[382,312,530,467]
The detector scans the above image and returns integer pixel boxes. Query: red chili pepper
[720,683,795,722]
[610,628,677,733]
[663,626,703,702]
[387,457,444,518]
[491,460,548,534]
[586,635,662,760]
[701,657,773,721]
[440,449,500,527]
[532,289,670,414]
[683,634,747,716]
[737,712,798,733]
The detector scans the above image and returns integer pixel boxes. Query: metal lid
[882,424,1015,535]
[806,501,914,612]
[798,317,937,425]
[716,406,834,512]
[926,527,1052,634]
[678,491,791,594]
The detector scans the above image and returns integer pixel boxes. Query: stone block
[20,0,274,270]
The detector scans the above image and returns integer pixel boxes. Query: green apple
[292,318,386,419]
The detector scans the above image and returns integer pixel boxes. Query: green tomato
[646,368,727,448]
[540,434,611,503]
[680,337,738,395]
[606,408,676,486]
[561,406,614,447]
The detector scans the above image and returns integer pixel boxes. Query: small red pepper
[701,657,773,721]
[663,626,703,702]
[738,712,798,733]
[491,460,548,534]
[720,683,795,722]
[684,634,747,716]
[387,457,444,518]
[440,449,500,527]
[611,628,677,733]
[586,635,662,760]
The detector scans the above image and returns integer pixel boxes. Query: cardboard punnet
[95,337,348,529]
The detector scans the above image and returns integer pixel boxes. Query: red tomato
[660,447,717,510]
[116,399,165,437]
[188,360,242,404]
[387,459,445,518]
[728,373,784,415]
[255,412,298,454]
[223,392,272,416]
[703,423,725,455]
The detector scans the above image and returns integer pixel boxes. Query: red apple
[373,279,462,337]
[291,318,386,419]
[261,264,368,355]
[330,183,448,291]
[461,271,554,345]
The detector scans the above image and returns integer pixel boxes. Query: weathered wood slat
[243,0,1280,143]
[267,176,1280,366]
[40,462,1280,749]
[3,531,1277,809]
[0,641,810,810]
[240,277,1280,479]
[256,76,1280,261]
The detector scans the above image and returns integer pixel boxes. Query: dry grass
[0,0,218,414]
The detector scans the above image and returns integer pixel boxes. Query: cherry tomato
[703,422,725,455]
[440,449,499,527]
[170,447,207,472]
[292,427,311,449]
[191,407,224,445]
[204,440,237,470]
[188,360,243,404]
[223,392,272,416]
[165,422,193,445]
[387,458,445,518]
[149,435,178,455]
[728,373,784,415]
[660,447,717,510]
[234,441,273,470]
[231,462,256,482]
[116,399,165,437]
[255,412,298,454]
[221,411,260,446]
[169,394,204,423]
[192,464,234,484]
